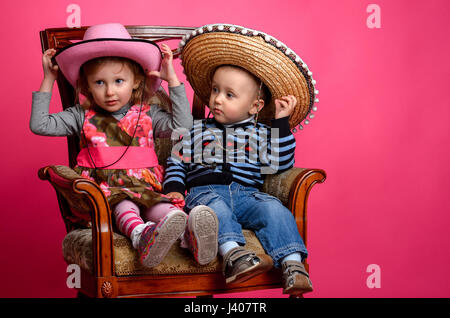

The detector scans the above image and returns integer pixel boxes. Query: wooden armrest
[262,167,326,243]
[39,165,114,278]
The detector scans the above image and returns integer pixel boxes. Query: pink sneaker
[184,205,218,265]
[138,210,187,268]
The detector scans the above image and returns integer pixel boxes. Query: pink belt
[76,146,159,169]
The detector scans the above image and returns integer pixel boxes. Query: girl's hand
[40,49,59,92]
[274,95,297,119]
[147,44,180,87]
[165,192,185,200]
[164,192,185,209]
[42,49,59,81]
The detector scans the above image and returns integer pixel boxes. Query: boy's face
[209,66,263,125]
[86,61,140,112]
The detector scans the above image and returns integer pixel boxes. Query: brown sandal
[282,260,313,295]
[222,247,273,284]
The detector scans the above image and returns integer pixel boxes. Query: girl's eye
[227,92,234,98]
[116,79,124,84]
[212,87,219,93]
[95,80,104,85]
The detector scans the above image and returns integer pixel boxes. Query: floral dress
[74,104,172,210]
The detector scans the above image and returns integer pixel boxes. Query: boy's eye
[227,92,234,98]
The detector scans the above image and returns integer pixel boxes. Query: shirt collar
[210,115,256,129]
[223,115,256,127]
[93,103,131,116]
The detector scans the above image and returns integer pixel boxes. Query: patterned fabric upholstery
[262,167,306,206]
[62,228,265,276]
[154,137,173,167]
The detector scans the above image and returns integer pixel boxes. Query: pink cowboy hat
[55,23,162,91]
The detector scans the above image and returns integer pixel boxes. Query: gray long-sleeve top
[30,84,193,138]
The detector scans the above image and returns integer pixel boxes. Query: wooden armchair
[38,25,326,298]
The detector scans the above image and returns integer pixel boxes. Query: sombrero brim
[180,24,318,129]
[55,38,162,92]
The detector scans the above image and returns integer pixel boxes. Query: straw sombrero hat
[179,23,319,130]
[55,23,162,92]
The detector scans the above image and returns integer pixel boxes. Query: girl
[30,23,218,268]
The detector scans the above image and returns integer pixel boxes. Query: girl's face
[209,66,263,125]
[86,61,140,112]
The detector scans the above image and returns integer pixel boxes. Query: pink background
[1,0,449,297]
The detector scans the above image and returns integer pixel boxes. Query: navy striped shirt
[163,116,295,194]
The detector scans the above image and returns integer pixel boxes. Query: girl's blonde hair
[76,56,155,109]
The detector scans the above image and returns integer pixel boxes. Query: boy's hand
[147,44,180,87]
[165,192,185,200]
[274,95,297,119]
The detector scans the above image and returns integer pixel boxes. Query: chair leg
[77,291,89,298]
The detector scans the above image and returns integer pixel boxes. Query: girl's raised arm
[39,49,59,93]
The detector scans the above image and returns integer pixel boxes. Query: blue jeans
[184,182,308,268]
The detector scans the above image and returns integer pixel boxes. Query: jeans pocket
[185,187,219,210]
[252,191,283,205]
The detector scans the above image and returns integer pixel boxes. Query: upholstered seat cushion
[62,229,266,276]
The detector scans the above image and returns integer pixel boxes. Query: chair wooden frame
[38,25,326,298]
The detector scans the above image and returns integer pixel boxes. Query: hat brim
[181,28,316,129]
[55,38,162,91]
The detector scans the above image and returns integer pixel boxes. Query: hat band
[54,37,161,57]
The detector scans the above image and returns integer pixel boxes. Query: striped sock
[113,200,145,238]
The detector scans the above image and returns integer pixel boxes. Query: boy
[164,24,318,295]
